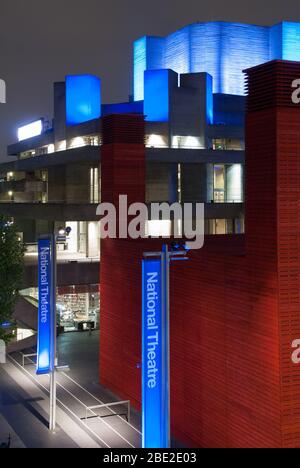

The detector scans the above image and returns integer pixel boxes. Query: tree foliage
[0,215,25,343]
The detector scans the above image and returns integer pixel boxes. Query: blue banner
[142,258,168,448]
[37,239,54,375]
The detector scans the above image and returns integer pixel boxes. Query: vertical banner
[37,238,54,375]
[142,258,168,448]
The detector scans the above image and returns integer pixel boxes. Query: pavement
[0,330,142,448]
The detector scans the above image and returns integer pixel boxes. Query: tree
[0,215,25,343]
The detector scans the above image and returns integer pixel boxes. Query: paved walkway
[0,331,142,448]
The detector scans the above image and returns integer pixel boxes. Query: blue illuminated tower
[133,21,300,101]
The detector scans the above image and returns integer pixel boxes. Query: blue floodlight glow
[281,22,300,61]
[66,75,101,125]
[134,37,147,103]
[270,22,300,61]
[134,36,165,102]
[0,322,12,329]
[144,70,170,122]
[134,21,300,100]
[206,74,213,125]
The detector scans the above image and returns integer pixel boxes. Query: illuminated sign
[66,74,101,125]
[142,258,168,448]
[18,119,43,142]
[37,239,54,375]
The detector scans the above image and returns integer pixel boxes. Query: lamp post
[49,233,57,433]
[37,227,71,433]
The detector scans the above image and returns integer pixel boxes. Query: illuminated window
[172,136,203,149]
[69,135,101,149]
[47,144,55,154]
[56,140,67,152]
[146,220,172,237]
[20,149,36,159]
[178,163,182,203]
[213,165,225,202]
[69,137,85,149]
[145,134,168,148]
[41,170,48,182]
[90,167,99,203]
[209,218,244,234]
[212,139,243,151]
[213,164,243,203]
[226,164,243,202]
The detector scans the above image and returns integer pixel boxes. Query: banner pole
[162,244,171,448]
[49,233,57,432]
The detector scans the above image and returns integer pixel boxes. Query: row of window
[19,135,101,159]
[146,135,244,150]
[18,134,243,160]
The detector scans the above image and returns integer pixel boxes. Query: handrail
[84,400,131,423]
[19,352,37,367]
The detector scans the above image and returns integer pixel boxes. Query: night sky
[1,0,300,161]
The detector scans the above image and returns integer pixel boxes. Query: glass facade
[21,285,100,333]
[213,164,243,203]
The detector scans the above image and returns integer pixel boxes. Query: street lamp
[49,226,72,432]
[37,227,71,433]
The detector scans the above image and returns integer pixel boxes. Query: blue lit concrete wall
[270,22,300,61]
[281,22,300,61]
[133,36,165,101]
[66,75,101,125]
[134,21,300,100]
[144,69,173,122]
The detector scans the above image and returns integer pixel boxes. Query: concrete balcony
[1,179,47,193]
[204,202,243,219]
[1,145,100,172]
[146,147,245,164]
[0,202,99,221]
[23,257,99,289]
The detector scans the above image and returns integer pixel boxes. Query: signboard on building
[17,119,43,142]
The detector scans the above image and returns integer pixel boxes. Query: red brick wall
[99,66,300,447]
[100,235,282,447]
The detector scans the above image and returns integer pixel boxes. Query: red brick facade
[100,62,300,447]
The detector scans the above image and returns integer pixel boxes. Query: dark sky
[0,0,299,161]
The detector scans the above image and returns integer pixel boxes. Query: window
[208,218,244,235]
[90,167,99,203]
[69,135,101,149]
[212,139,243,151]
[145,134,168,148]
[213,164,243,203]
[213,165,225,202]
[172,136,203,149]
